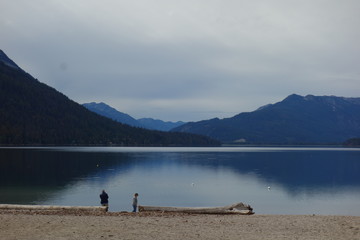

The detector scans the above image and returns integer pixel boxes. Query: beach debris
[138,202,254,215]
[0,204,108,213]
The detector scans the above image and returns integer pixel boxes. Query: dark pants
[132,205,137,212]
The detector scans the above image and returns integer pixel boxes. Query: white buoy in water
[268,186,271,191]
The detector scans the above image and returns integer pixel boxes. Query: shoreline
[1,209,359,240]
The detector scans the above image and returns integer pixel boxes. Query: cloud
[1,0,360,121]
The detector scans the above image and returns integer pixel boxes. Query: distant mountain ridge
[0,50,219,146]
[83,102,142,128]
[172,94,360,145]
[137,118,185,131]
[83,102,185,131]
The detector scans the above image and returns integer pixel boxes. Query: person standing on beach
[132,193,139,212]
[100,190,109,209]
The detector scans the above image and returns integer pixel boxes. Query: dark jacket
[100,191,109,204]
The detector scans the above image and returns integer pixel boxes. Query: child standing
[132,193,139,212]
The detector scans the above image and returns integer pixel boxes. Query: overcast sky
[1,0,360,121]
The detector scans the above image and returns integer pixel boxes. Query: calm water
[0,147,359,215]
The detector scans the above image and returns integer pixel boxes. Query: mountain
[0,50,219,146]
[83,102,185,131]
[172,94,360,145]
[0,50,21,70]
[137,118,185,131]
[83,102,142,128]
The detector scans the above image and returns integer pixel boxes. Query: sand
[0,210,359,240]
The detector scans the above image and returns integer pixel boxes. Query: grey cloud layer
[1,0,359,121]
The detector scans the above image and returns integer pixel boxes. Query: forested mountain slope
[0,50,219,146]
[172,94,360,145]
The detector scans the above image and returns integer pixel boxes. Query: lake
[0,147,359,215]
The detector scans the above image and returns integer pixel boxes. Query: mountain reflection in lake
[0,147,359,215]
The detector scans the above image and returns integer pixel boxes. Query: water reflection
[0,147,359,215]
[0,148,131,203]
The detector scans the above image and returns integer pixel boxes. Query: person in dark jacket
[100,190,109,209]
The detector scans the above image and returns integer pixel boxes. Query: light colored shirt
[132,197,138,206]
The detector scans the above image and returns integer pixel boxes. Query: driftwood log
[139,202,254,215]
[0,204,108,213]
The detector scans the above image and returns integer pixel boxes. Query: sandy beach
[0,210,359,240]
